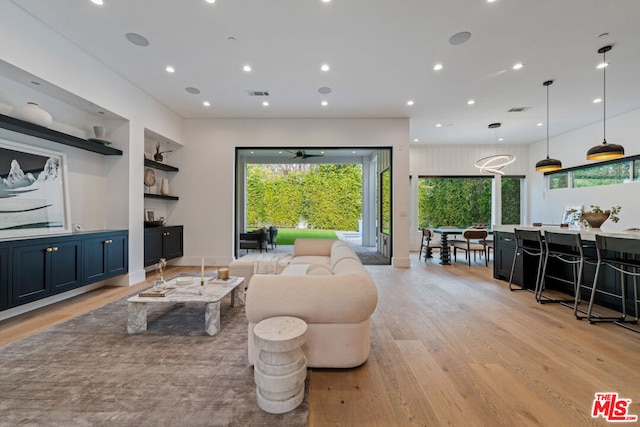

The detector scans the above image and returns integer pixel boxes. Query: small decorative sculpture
[154,143,173,162]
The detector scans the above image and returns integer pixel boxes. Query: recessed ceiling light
[537,122,543,127]
[512,63,524,70]
[322,0,331,3]
[467,99,475,105]
[320,151,325,154]
[433,63,443,71]
[243,65,252,72]
[205,0,216,3]
[321,64,330,72]
[203,101,210,107]
[185,87,200,94]
[487,0,497,3]
[352,151,357,154]
[91,0,103,5]
[125,33,149,47]
[413,138,419,142]
[449,31,471,46]
[407,100,414,106]
[498,138,504,141]
[593,98,602,103]
[262,101,269,107]
[597,62,608,69]
[165,65,175,73]
[318,87,332,94]
[436,123,442,127]
[321,101,328,106]
[250,151,254,154]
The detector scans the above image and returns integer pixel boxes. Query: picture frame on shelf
[146,209,156,222]
[562,205,583,225]
[0,138,72,238]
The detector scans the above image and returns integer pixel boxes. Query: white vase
[11,102,53,128]
[160,178,170,196]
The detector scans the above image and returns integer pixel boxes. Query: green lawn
[275,228,338,245]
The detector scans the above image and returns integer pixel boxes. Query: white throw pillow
[306,263,334,275]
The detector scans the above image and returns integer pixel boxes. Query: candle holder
[218,267,229,280]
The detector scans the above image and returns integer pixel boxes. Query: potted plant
[569,205,622,228]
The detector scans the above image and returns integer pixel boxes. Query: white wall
[172,118,412,268]
[528,108,640,229]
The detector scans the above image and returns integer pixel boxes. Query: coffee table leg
[127,301,147,334]
[231,284,245,307]
[205,301,221,336]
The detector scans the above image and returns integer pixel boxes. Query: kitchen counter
[492,224,640,241]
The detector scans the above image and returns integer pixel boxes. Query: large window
[418,177,492,228]
[418,176,522,228]
[547,156,639,190]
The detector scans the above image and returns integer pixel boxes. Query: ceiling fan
[287,150,324,160]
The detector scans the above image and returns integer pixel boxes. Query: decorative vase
[160,178,170,196]
[11,102,53,128]
[582,212,610,228]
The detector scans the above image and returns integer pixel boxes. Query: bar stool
[509,229,545,292]
[580,234,640,331]
[537,231,592,307]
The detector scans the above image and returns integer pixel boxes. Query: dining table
[432,228,492,265]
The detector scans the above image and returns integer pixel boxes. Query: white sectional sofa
[244,238,379,368]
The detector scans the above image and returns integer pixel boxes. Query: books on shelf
[138,287,177,297]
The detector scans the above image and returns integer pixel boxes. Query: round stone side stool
[253,316,308,414]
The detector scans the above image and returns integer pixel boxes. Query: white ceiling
[11,0,640,146]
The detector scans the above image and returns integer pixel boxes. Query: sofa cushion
[290,255,332,265]
[280,264,309,276]
[332,257,368,275]
[293,238,335,257]
[306,263,334,275]
[330,244,360,269]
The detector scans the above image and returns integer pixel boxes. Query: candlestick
[201,258,205,282]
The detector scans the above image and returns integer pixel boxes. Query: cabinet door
[144,228,164,267]
[12,243,49,305]
[0,248,8,310]
[163,226,184,261]
[83,236,109,282]
[106,233,128,276]
[50,240,82,294]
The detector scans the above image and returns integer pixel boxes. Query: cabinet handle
[166,232,170,236]
[52,247,58,252]
[46,247,53,252]
[504,238,512,242]
[104,239,112,244]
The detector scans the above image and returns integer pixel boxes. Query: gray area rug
[352,246,390,265]
[0,276,309,427]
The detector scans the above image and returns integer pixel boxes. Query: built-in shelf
[144,193,179,201]
[0,112,122,156]
[144,158,179,172]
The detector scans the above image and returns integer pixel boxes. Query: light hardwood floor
[1,258,639,426]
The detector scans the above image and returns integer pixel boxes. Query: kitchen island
[493,224,640,325]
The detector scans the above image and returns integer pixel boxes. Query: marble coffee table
[127,276,245,336]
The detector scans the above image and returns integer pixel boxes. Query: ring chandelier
[473,122,517,175]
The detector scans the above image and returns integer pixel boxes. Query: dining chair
[419,228,442,262]
[452,229,488,266]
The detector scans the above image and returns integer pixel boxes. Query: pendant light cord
[603,49,607,143]
[546,82,550,158]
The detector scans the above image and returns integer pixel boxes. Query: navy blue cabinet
[11,239,82,305]
[144,226,183,267]
[0,248,8,310]
[83,231,128,282]
[1,230,128,312]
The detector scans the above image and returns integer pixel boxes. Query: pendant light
[535,80,562,172]
[586,45,624,161]
[474,123,516,175]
